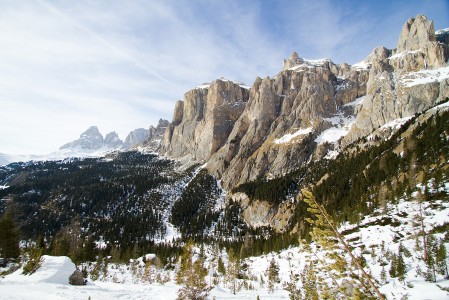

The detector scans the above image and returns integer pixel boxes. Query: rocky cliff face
[160,79,250,164]
[206,57,369,188]
[343,15,449,146]
[161,15,449,189]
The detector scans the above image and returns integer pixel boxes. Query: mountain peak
[80,126,101,138]
[397,14,436,52]
[282,51,304,70]
[104,132,123,149]
[60,126,104,150]
[122,128,149,149]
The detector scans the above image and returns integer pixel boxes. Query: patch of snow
[315,114,355,144]
[400,65,449,87]
[343,96,365,107]
[196,83,211,89]
[274,127,313,144]
[388,49,422,60]
[429,100,449,112]
[0,147,119,166]
[196,78,250,90]
[0,185,9,190]
[380,116,414,130]
[436,28,449,35]
[315,127,350,144]
[352,60,371,70]
[336,81,350,91]
[323,150,339,160]
[288,58,331,71]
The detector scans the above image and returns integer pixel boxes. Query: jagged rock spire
[397,15,436,52]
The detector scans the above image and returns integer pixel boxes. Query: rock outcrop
[160,79,250,164]
[231,192,295,233]
[142,119,169,151]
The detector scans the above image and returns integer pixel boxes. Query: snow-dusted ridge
[288,58,332,71]
[195,78,250,90]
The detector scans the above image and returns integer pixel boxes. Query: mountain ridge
[160,15,449,189]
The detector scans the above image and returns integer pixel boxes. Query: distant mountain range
[0,119,169,166]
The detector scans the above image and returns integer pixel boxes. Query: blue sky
[0,0,448,154]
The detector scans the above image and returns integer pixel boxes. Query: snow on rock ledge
[274,127,313,144]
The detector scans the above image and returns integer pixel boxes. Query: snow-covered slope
[2,183,448,300]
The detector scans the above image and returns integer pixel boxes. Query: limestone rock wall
[160,79,250,163]
[343,15,449,146]
[161,14,448,190]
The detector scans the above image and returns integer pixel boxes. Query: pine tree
[176,240,194,285]
[424,235,438,282]
[266,257,280,293]
[142,259,153,283]
[380,266,387,284]
[301,189,385,299]
[177,242,211,300]
[0,212,20,266]
[389,253,397,278]
[226,247,240,295]
[396,252,406,283]
[217,256,226,275]
[436,238,448,277]
[284,257,300,300]
[301,263,319,300]
[0,213,20,266]
[22,246,44,275]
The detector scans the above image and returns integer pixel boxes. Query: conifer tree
[266,257,280,293]
[142,259,153,283]
[301,263,319,300]
[284,257,300,300]
[176,240,194,285]
[177,242,211,300]
[389,253,397,278]
[436,238,448,277]
[424,235,438,282]
[0,212,20,266]
[217,256,226,275]
[380,266,387,284]
[397,253,406,283]
[226,247,240,295]
[22,246,44,275]
[301,189,385,299]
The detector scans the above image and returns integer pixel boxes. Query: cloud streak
[0,0,448,154]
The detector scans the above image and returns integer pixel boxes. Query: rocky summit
[160,15,449,189]
[60,126,105,150]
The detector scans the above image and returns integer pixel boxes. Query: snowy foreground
[1,195,449,299]
[0,255,287,299]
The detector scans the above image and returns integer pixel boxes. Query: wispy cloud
[0,0,448,154]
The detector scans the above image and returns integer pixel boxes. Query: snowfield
[2,190,449,299]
